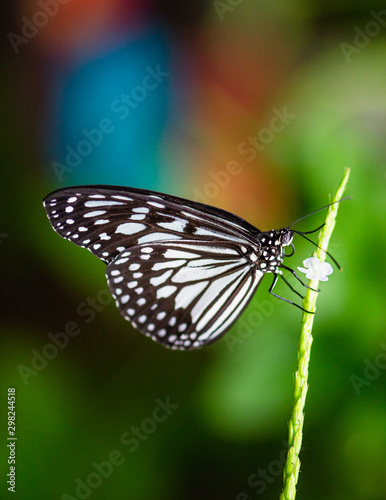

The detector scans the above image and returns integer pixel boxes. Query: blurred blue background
[0,1,385,499]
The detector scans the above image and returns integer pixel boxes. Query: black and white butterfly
[43,185,335,350]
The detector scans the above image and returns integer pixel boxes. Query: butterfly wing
[105,240,264,350]
[43,185,261,264]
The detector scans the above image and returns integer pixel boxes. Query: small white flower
[297,257,333,282]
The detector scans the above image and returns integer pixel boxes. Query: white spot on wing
[147,201,164,208]
[164,249,200,259]
[133,207,149,213]
[116,223,146,235]
[112,195,133,201]
[157,220,187,232]
[169,243,239,255]
[115,257,129,265]
[85,200,124,207]
[172,261,240,283]
[156,285,177,299]
[84,210,107,218]
[150,270,173,286]
[152,260,186,271]
[174,281,209,310]
[137,233,182,244]
[194,227,244,243]
[169,317,177,327]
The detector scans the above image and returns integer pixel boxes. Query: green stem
[280,168,351,500]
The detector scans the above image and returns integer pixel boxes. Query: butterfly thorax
[253,228,294,274]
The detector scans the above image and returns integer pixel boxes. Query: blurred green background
[1,1,385,499]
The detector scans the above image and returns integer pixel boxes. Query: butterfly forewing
[105,240,264,350]
[43,185,261,264]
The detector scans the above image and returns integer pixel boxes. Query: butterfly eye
[281,229,293,246]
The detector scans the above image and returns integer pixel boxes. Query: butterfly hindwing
[43,185,260,264]
[106,240,264,350]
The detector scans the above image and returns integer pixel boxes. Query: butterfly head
[254,228,294,272]
[280,228,294,247]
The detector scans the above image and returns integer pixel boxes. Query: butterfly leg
[284,242,295,258]
[268,274,314,314]
[279,273,304,300]
[280,265,320,292]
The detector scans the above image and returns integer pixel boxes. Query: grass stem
[280,168,351,500]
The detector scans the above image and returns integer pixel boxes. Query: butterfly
[43,185,337,350]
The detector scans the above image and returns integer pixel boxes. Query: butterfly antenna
[298,223,325,234]
[292,230,341,270]
[288,197,352,229]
